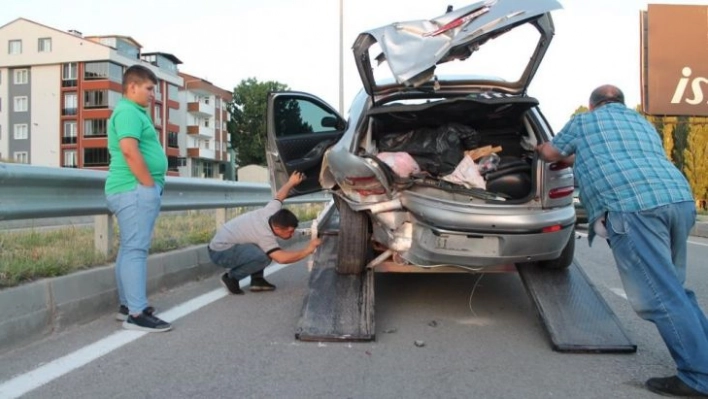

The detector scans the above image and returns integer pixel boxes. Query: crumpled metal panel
[354,0,562,92]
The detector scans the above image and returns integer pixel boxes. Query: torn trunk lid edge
[352,0,563,97]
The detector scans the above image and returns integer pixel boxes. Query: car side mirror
[321,116,343,129]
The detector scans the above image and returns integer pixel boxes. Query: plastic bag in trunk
[378,123,480,176]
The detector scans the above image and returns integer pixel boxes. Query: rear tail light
[542,225,562,233]
[548,186,574,199]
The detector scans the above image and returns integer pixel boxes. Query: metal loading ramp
[295,209,375,342]
[516,261,637,353]
[296,205,635,351]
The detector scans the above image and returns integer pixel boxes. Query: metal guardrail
[0,163,330,254]
[0,163,327,221]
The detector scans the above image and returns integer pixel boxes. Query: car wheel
[334,195,371,275]
[537,227,575,270]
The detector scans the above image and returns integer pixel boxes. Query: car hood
[352,0,562,97]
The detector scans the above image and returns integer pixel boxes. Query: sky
[2,0,706,131]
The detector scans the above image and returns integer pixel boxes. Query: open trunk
[363,95,540,203]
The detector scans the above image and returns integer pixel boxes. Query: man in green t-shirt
[105,65,171,333]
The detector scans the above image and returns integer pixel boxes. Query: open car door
[265,92,346,197]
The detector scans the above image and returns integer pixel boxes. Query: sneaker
[646,376,708,397]
[250,277,276,292]
[122,310,172,333]
[116,305,155,321]
[220,273,244,295]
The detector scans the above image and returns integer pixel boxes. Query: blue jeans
[106,184,162,315]
[606,201,708,393]
[208,244,271,280]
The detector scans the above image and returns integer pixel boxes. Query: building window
[168,84,179,101]
[13,151,29,164]
[83,148,110,166]
[167,156,185,172]
[63,150,77,168]
[84,62,123,82]
[38,37,52,52]
[62,63,77,87]
[13,69,28,84]
[8,40,22,55]
[63,92,77,115]
[84,119,108,137]
[203,162,213,178]
[168,108,180,124]
[84,90,109,109]
[154,82,163,102]
[154,105,162,125]
[167,131,179,148]
[63,121,77,144]
[14,124,28,140]
[13,96,28,112]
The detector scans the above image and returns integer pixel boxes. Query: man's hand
[288,171,305,187]
[275,171,307,202]
[306,237,322,253]
[268,237,323,264]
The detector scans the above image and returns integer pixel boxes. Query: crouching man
[208,171,322,294]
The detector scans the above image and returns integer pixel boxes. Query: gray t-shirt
[208,200,282,254]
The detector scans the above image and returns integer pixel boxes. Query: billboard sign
[641,4,708,116]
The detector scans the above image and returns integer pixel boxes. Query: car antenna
[446,5,453,13]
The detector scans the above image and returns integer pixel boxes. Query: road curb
[0,233,310,355]
[692,221,708,239]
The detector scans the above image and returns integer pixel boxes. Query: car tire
[537,227,575,270]
[334,195,371,275]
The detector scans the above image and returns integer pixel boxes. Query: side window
[273,97,340,138]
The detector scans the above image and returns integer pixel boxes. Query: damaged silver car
[266,0,575,274]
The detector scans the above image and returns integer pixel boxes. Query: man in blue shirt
[537,85,707,397]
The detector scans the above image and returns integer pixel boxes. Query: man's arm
[275,171,305,202]
[119,138,154,186]
[268,237,322,264]
[536,142,575,165]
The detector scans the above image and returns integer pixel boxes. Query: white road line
[575,231,707,247]
[0,263,288,399]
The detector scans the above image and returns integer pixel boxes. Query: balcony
[187,147,216,160]
[187,125,214,139]
[187,101,214,117]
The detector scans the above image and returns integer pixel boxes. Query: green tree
[227,78,289,166]
[672,116,690,172]
[661,120,675,162]
[572,105,589,116]
[683,119,708,201]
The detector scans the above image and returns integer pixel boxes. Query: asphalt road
[1,228,707,399]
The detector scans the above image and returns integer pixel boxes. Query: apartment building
[0,18,232,179]
[179,72,232,179]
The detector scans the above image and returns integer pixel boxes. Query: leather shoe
[646,376,708,397]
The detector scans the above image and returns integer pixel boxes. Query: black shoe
[646,376,708,397]
[220,273,244,295]
[116,305,155,321]
[250,277,276,292]
[122,310,172,333]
